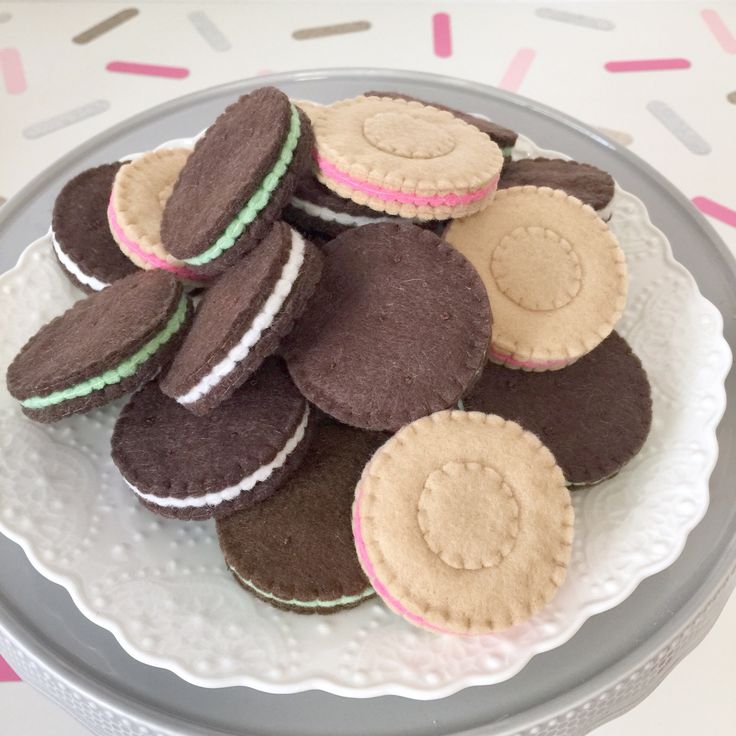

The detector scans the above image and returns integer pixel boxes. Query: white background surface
[1,1,735,734]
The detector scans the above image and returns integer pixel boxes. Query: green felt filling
[184,105,302,266]
[501,146,513,157]
[231,567,374,609]
[21,296,188,409]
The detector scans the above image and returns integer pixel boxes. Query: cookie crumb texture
[354,411,574,634]
[283,222,491,431]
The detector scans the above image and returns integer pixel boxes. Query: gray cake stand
[0,69,734,736]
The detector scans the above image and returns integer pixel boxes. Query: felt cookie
[464,331,652,486]
[216,419,382,613]
[111,358,313,520]
[285,171,448,241]
[108,148,209,284]
[51,162,139,293]
[291,98,326,124]
[499,157,615,220]
[161,223,323,415]
[353,410,573,635]
[161,86,315,277]
[283,222,491,432]
[312,95,504,220]
[445,186,627,370]
[364,90,518,155]
[6,271,193,423]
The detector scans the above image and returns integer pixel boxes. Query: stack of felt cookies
[5,86,651,636]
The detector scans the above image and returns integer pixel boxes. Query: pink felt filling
[107,199,209,282]
[352,482,453,635]
[490,347,573,370]
[316,152,498,208]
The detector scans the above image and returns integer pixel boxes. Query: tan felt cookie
[354,411,573,634]
[110,148,193,272]
[445,186,627,369]
[291,98,326,125]
[313,95,503,220]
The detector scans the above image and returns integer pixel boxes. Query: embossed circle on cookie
[362,112,456,158]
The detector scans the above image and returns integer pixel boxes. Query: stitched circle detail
[491,227,582,311]
[363,111,456,159]
[417,462,519,570]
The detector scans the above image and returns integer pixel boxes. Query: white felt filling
[177,229,306,405]
[50,229,109,292]
[125,404,310,509]
[290,196,407,228]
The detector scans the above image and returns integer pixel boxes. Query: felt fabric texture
[353,410,573,635]
[445,186,627,368]
[363,90,518,150]
[499,158,615,211]
[464,332,652,486]
[111,358,313,520]
[216,419,383,613]
[161,87,315,276]
[51,162,139,293]
[283,222,491,432]
[6,271,192,422]
[313,95,503,220]
[291,98,326,124]
[284,171,448,240]
[109,148,195,273]
[161,223,324,415]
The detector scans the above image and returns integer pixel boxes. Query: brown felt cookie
[6,271,193,423]
[445,186,627,371]
[363,90,518,152]
[353,410,573,634]
[499,157,615,218]
[161,87,315,277]
[217,420,382,613]
[111,358,313,520]
[464,332,652,486]
[161,223,323,415]
[282,222,491,432]
[284,170,448,241]
[51,162,139,293]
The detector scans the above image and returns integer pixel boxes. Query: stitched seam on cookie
[108,199,208,282]
[21,296,189,409]
[177,229,306,405]
[126,404,309,507]
[229,565,373,609]
[184,105,302,266]
[50,229,109,292]
[489,348,575,370]
[290,196,401,227]
[316,153,498,207]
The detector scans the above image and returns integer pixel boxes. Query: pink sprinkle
[0,655,20,682]
[106,61,189,79]
[499,49,536,92]
[702,9,736,53]
[0,48,27,94]
[432,13,452,58]
[605,58,691,72]
[693,196,736,228]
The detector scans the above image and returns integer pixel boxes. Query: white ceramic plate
[0,130,729,700]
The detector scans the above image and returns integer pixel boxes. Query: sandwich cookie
[6,271,193,423]
[161,86,315,277]
[285,171,448,241]
[364,90,518,156]
[217,419,381,613]
[353,410,573,634]
[312,95,504,220]
[464,332,652,486]
[499,157,615,221]
[445,186,627,371]
[51,162,139,293]
[111,358,313,520]
[108,148,209,284]
[283,223,491,432]
[161,223,323,415]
